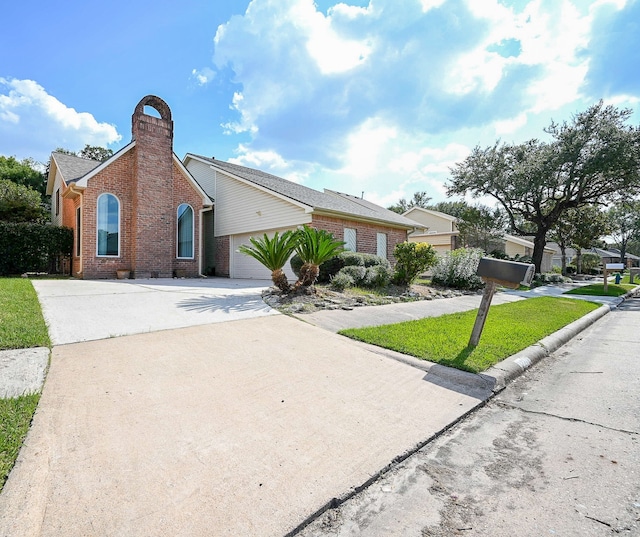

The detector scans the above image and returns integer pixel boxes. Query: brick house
[46,95,419,280]
[46,95,212,279]
[184,155,419,279]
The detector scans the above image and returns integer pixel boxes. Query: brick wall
[311,214,409,266]
[215,235,230,277]
[75,96,203,279]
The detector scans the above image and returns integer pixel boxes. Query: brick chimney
[131,95,174,278]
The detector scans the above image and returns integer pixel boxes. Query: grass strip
[0,394,40,489]
[0,278,50,350]
[339,297,599,374]
[564,283,634,297]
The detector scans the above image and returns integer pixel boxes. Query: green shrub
[363,264,392,288]
[0,222,73,276]
[338,265,366,285]
[330,271,355,291]
[392,242,437,285]
[290,253,304,277]
[431,248,484,290]
[308,251,391,283]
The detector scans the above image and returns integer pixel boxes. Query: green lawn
[339,297,599,374]
[0,394,40,489]
[564,283,634,297]
[0,278,50,350]
[0,278,49,491]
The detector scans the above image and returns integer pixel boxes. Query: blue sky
[1,0,639,206]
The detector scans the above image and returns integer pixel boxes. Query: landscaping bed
[263,283,483,315]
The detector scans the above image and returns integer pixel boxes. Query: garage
[230,231,298,281]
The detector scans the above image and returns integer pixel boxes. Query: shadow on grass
[430,345,478,373]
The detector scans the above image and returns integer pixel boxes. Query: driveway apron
[0,280,492,536]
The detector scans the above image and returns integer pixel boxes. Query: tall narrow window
[177,204,194,258]
[97,193,120,256]
[55,189,60,216]
[344,228,357,252]
[377,233,387,259]
[75,207,81,257]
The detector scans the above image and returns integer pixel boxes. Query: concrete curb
[484,285,640,391]
[0,347,50,399]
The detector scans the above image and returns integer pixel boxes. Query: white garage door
[231,231,298,280]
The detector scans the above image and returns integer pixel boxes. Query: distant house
[402,207,459,254]
[183,155,419,278]
[46,96,212,279]
[404,207,553,271]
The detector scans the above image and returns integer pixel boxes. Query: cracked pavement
[295,297,640,536]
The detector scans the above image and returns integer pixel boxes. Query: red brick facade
[62,96,205,279]
[311,214,409,265]
[215,235,230,277]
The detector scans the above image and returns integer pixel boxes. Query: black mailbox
[476,257,535,289]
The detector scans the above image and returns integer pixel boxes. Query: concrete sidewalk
[0,315,494,537]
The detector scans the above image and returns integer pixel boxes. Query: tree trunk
[575,248,583,274]
[271,269,291,293]
[560,243,567,276]
[532,230,547,274]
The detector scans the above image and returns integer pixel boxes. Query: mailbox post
[469,258,535,347]
[603,263,624,293]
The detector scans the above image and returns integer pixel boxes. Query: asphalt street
[296,296,640,536]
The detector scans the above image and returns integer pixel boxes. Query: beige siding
[50,171,65,226]
[231,230,298,280]
[404,208,457,233]
[214,172,310,237]
[185,159,216,200]
[505,241,529,258]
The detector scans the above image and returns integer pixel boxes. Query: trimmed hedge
[0,222,73,276]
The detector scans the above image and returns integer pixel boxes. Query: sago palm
[294,225,345,288]
[238,230,298,293]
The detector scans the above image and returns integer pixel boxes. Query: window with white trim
[96,193,120,257]
[344,228,357,252]
[177,203,194,258]
[377,233,387,259]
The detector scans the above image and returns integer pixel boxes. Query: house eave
[312,209,417,231]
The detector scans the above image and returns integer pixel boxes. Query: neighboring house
[403,207,460,254]
[183,154,420,279]
[405,208,554,271]
[46,95,212,279]
[606,248,640,267]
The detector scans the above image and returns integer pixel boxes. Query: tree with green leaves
[294,225,345,288]
[457,204,507,252]
[606,198,640,266]
[426,200,470,219]
[447,102,640,272]
[550,205,609,274]
[0,179,47,223]
[0,156,46,199]
[78,145,114,162]
[237,230,299,293]
[387,191,432,214]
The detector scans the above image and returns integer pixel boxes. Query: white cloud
[209,0,637,206]
[191,67,215,86]
[0,78,121,161]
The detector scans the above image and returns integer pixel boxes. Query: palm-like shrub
[238,230,298,293]
[294,225,345,288]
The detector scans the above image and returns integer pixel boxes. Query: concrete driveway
[32,277,277,345]
[0,277,499,536]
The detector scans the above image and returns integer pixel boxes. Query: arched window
[97,193,120,256]
[177,204,194,258]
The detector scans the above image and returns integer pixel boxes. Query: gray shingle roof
[52,152,101,184]
[191,155,418,229]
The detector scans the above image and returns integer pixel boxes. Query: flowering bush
[392,242,437,285]
[431,248,484,290]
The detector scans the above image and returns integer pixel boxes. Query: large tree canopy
[0,156,46,199]
[606,197,640,265]
[447,102,640,272]
[387,191,431,214]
